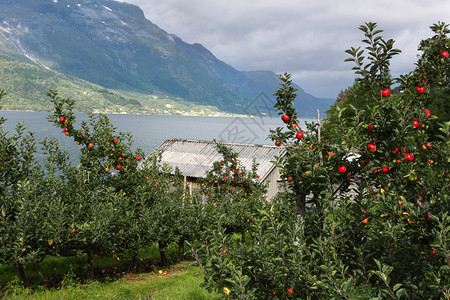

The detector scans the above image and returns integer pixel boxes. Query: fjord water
[1,111,314,164]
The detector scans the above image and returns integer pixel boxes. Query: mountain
[0,0,335,116]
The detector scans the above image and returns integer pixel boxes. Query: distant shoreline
[0,109,260,119]
[1,109,321,120]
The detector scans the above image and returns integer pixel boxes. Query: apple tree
[193,22,449,299]
[198,142,266,241]
[47,91,151,277]
[0,90,47,287]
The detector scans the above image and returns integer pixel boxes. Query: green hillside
[0,55,224,115]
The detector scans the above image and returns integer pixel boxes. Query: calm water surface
[1,111,314,164]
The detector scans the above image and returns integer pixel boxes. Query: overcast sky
[121,0,449,99]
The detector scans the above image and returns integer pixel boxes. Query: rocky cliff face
[0,0,334,115]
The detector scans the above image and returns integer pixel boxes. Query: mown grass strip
[2,262,221,300]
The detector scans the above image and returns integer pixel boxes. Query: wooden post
[318,109,323,165]
[183,175,187,207]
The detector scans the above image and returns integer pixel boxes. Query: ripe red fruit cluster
[416,86,425,93]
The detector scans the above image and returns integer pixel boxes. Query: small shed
[150,138,287,201]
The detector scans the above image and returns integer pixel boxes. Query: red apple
[422,109,431,118]
[136,156,141,160]
[113,139,118,143]
[116,165,121,169]
[290,123,297,128]
[368,123,374,131]
[88,143,94,147]
[59,117,65,122]
[286,176,293,182]
[441,50,449,58]
[296,132,304,139]
[381,166,389,173]
[338,165,346,173]
[381,89,390,96]
[412,120,420,128]
[367,143,377,152]
[275,141,281,146]
[65,132,69,136]
[393,147,399,154]
[403,154,414,162]
[281,114,290,123]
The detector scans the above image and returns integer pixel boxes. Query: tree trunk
[86,249,95,279]
[131,250,139,274]
[14,263,29,288]
[178,239,184,259]
[159,241,168,266]
[296,191,306,218]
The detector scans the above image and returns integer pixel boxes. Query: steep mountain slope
[0,0,335,115]
[0,55,225,115]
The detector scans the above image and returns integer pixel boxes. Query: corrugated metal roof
[148,138,287,182]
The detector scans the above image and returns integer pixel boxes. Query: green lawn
[1,261,221,300]
[0,243,222,299]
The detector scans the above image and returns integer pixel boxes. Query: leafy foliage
[192,22,450,299]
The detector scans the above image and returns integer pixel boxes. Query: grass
[2,262,221,299]
[0,243,222,299]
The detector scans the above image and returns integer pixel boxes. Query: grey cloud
[120,0,450,98]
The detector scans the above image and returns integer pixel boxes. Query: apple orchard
[1,22,449,298]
